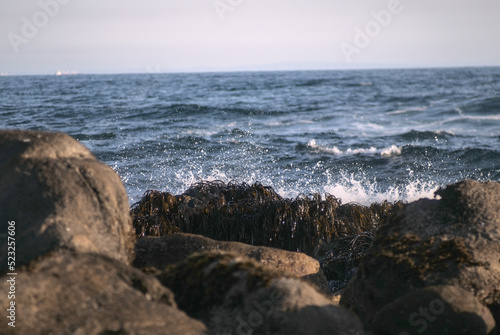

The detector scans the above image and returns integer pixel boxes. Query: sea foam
[307,140,402,158]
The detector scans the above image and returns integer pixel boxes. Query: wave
[448,114,500,122]
[386,106,427,115]
[305,140,402,157]
[451,147,500,166]
[121,104,286,119]
[295,78,330,87]
[264,120,315,127]
[461,96,500,115]
[345,82,374,87]
[132,171,441,207]
[380,145,403,157]
[322,172,440,205]
[398,130,455,141]
[73,132,117,141]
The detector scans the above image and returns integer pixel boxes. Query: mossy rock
[157,251,286,319]
[156,251,365,334]
[341,180,500,328]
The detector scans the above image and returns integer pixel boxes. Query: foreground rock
[134,233,329,294]
[372,285,496,335]
[0,252,207,335]
[341,180,500,330]
[0,130,135,271]
[157,252,364,335]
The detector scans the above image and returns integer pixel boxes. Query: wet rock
[0,130,135,271]
[341,180,500,327]
[134,232,329,294]
[0,252,207,335]
[157,252,364,335]
[372,285,496,335]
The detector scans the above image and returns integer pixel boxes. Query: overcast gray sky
[1,0,499,75]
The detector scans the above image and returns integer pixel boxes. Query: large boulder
[341,180,500,328]
[134,233,330,294]
[372,285,496,335]
[0,130,135,271]
[157,251,364,335]
[0,252,207,334]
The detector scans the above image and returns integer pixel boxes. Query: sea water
[1,67,499,205]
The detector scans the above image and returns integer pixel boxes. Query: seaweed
[131,181,402,284]
[316,201,404,291]
[131,190,181,237]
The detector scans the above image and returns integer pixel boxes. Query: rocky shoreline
[1,130,498,334]
[130,180,402,295]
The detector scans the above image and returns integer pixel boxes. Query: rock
[157,251,364,335]
[372,285,496,335]
[340,180,500,327]
[0,130,135,271]
[134,233,330,294]
[0,252,207,335]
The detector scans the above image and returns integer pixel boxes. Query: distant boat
[55,70,78,76]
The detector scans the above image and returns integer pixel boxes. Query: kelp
[131,181,402,264]
[317,201,404,291]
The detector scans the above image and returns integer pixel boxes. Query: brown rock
[157,251,364,335]
[0,130,135,271]
[134,232,329,294]
[0,252,207,335]
[341,180,500,327]
[372,285,496,335]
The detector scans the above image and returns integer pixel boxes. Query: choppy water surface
[1,67,499,205]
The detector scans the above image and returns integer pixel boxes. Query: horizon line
[2,64,500,77]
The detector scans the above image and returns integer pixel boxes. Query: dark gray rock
[157,251,364,335]
[340,180,500,328]
[0,252,207,335]
[134,233,329,294]
[372,285,496,335]
[0,130,136,271]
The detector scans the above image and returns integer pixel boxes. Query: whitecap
[307,140,402,158]
[386,106,427,115]
[307,139,343,155]
[323,172,440,206]
[380,145,402,157]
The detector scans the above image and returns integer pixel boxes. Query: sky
[1,0,499,75]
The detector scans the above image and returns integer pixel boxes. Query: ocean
[1,67,499,206]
